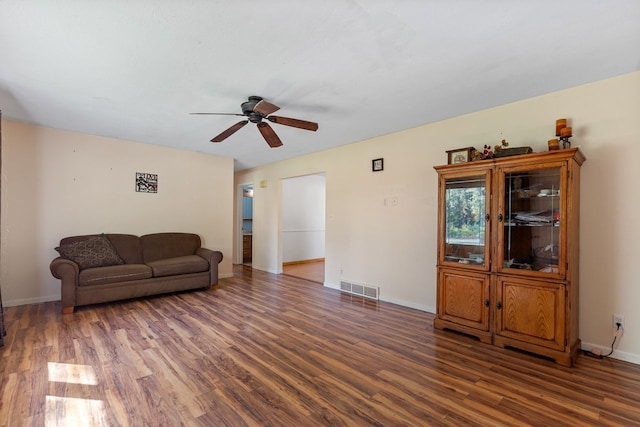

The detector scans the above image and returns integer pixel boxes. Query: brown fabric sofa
[50,232,223,313]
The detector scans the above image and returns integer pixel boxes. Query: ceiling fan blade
[257,122,283,148]
[190,112,245,117]
[253,100,280,116]
[211,120,249,142]
[267,116,318,131]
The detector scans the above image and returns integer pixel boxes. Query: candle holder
[559,136,571,149]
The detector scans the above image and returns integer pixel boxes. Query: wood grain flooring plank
[311,373,396,426]
[193,387,262,427]
[0,373,19,424]
[222,337,349,426]
[370,385,449,426]
[375,369,482,425]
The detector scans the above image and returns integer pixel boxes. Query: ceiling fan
[190,96,318,148]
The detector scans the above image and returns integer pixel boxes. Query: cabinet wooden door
[435,268,491,343]
[494,276,565,351]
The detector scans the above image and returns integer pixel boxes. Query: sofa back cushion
[106,234,144,264]
[140,232,201,263]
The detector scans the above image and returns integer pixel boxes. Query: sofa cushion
[146,255,209,278]
[141,233,201,263]
[56,235,124,270]
[79,264,153,286]
[105,234,144,264]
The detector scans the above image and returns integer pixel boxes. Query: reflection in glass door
[502,168,561,273]
[443,174,488,269]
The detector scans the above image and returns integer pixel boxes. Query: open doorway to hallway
[283,261,324,284]
[241,184,253,266]
[281,173,325,284]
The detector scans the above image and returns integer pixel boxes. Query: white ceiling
[1,1,639,170]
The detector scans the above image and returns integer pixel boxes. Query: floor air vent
[339,280,379,300]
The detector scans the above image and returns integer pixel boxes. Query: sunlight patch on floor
[48,362,98,385]
[46,396,107,426]
[46,362,108,426]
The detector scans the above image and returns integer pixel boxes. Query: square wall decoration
[135,172,158,193]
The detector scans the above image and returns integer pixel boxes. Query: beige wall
[235,71,640,363]
[1,121,234,306]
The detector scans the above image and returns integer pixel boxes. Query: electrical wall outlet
[612,314,625,330]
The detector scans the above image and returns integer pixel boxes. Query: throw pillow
[55,235,124,270]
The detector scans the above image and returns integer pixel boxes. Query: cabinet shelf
[505,260,559,272]
[512,194,560,199]
[444,256,484,265]
[504,222,560,227]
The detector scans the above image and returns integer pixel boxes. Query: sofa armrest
[50,257,80,311]
[196,248,223,285]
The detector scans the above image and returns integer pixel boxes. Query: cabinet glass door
[441,172,490,270]
[499,165,564,276]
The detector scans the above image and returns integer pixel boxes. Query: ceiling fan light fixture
[247,112,263,124]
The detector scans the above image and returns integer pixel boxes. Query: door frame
[280,172,326,276]
[236,182,254,265]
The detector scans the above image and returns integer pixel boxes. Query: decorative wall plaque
[135,172,158,193]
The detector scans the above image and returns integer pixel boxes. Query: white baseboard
[323,281,341,292]
[4,295,59,307]
[323,281,435,314]
[581,341,640,365]
[218,273,234,279]
[380,295,435,314]
[250,265,279,274]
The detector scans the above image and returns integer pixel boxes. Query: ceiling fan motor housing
[242,96,264,122]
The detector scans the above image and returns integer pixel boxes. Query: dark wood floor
[1,265,640,426]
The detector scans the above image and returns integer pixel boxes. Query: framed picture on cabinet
[446,147,475,164]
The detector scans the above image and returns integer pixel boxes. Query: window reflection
[444,176,486,265]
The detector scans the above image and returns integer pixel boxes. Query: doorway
[241,184,253,265]
[281,174,326,284]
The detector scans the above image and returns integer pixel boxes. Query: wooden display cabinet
[434,148,585,366]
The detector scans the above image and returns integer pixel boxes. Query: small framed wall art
[372,158,384,172]
[446,147,475,165]
[135,172,158,193]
